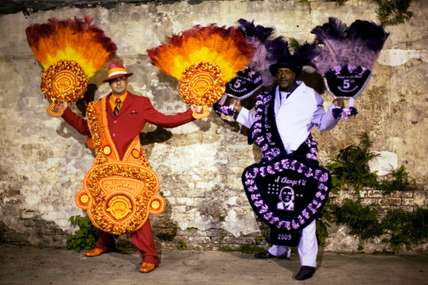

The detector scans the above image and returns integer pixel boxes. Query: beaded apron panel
[75,98,165,235]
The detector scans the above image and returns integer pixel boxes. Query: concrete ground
[0,244,427,285]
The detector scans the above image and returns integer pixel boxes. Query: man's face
[276,68,296,90]
[109,76,128,95]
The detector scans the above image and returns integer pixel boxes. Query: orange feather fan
[26,17,117,116]
[147,25,254,113]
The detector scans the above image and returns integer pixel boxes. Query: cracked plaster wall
[0,0,427,251]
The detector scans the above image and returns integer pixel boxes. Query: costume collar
[109,91,128,112]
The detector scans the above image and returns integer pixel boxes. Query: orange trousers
[95,219,158,265]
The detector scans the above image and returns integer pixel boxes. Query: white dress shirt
[236,82,339,154]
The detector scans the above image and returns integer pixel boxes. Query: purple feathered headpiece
[213,19,290,117]
[237,19,290,86]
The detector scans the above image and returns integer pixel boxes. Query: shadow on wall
[55,83,98,147]
[153,204,178,241]
[299,68,325,95]
[0,218,66,247]
[55,82,179,151]
[76,83,97,117]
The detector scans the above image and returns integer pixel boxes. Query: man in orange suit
[57,62,198,273]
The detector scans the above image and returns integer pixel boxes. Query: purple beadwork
[213,102,237,117]
[242,93,330,232]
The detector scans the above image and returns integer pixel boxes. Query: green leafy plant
[66,215,98,251]
[288,38,301,53]
[327,133,379,191]
[327,133,417,193]
[175,239,188,250]
[220,244,265,254]
[316,201,335,246]
[334,199,428,250]
[335,199,383,239]
[324,133,426,250]
[375,0,413,25]
[321,0,413,25]
[378,166,416,192]
[382,208,428,249]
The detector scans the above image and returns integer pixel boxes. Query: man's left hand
[348,106,358,117]
[343,106,358,119]
[332,107,343,119]
[333,106,358,119]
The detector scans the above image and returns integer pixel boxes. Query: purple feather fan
[307,17,389,75]
[300,17,389,102]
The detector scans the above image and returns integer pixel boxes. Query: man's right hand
[53,102,67,113]
[47,101,67,117]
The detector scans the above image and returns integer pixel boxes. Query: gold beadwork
[179,62,225,106]
[106,195,133,220]
[86,102,102,153]
[148,195,165,215]
[87,102,114,164]
[80,194,89,204]
[151,200,160,210]
[79,163,160,235]
[77,99,164,235]
[41,60,87,104]
[131,149,140,158]
[103,145,112,155]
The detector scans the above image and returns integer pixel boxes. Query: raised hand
[332,107,343,119]
[213,98,241,118]
[191,105,210,120]
[332,106,358,119]
[47,101,67,117]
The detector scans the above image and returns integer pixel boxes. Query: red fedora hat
[104,62,133,82]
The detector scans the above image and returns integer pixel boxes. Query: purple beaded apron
[242,91,331,246]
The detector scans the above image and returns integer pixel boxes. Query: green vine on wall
[375,0,413,25]
[382,208,428,248]
[378,166,417,192]
[317,200,428,250]
[335,200,428,250]
[335,199,383,239]
[327,133,379,192]
[316,133,425,250]
[327,133,416,193]
[322,0,413,25]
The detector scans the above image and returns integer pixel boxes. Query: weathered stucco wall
[0,0,427,251]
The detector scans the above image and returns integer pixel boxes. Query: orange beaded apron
[75,97,165,235]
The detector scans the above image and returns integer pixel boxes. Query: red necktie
[113,98,121,116]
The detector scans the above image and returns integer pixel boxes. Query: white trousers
[268,220,318,267]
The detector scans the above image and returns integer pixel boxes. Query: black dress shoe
[294,266,316,280]
[254,250,290,259]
